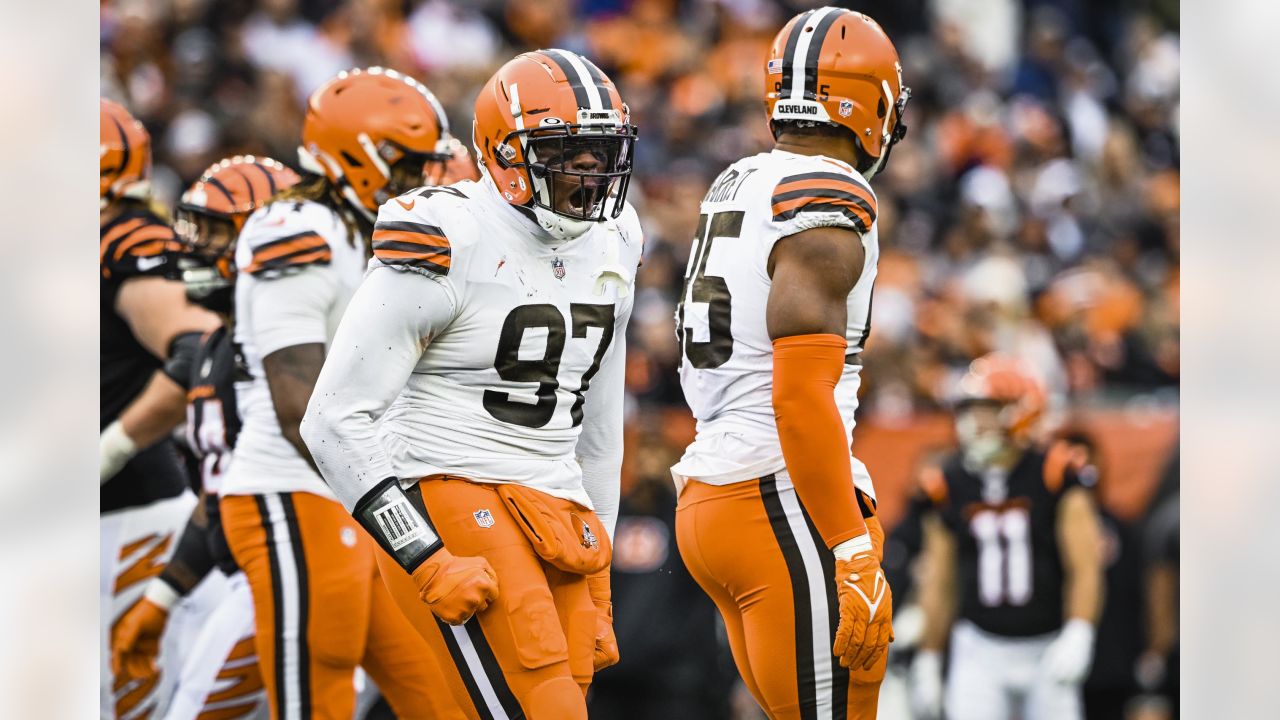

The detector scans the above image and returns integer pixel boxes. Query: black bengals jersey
[184,326,243,575]
[923,442,1095,638]
[101,205,187,513]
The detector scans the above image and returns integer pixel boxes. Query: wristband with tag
[352,479,443,572]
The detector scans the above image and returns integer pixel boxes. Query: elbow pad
[352,479,444,573]
[772,333,868,548]
[163,331,203,388]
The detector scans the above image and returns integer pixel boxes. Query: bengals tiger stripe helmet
[299,67,453,220]
[100,98,152,208]
[473,50,637,241]
[955,354,1047,440]
[175,156,300,312]
[765,8,910,178]
[176,155,301,267]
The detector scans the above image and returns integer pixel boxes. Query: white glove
[1041,619,1095,684]
[909,649,944,720]
[100,420,138,484]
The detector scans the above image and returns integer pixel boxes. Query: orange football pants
[676,474,887,720]
[375,476,597,720]
[221,491,466,720]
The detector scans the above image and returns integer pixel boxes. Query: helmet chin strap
[532,205,595,243]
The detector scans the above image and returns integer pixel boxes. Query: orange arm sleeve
[772,333,868,548]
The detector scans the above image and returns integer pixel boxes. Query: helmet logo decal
[540,117,564,126]
[839,99,854,118]
[551,257,566,280]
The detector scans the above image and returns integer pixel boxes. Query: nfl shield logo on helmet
[839,99,854,118]
[552,257,566,280]
[473,509,495,528]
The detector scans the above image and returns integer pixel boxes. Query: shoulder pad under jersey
[371,184,473,277]
[770,154,878,235]
[237,200,335,278]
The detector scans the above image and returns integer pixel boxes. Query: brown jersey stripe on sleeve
[245,232,331,275]
[772,171,877,230]
[372,220,450,247]
[372,220,451,275]
[771,192,875,232]
[372,239,451,263]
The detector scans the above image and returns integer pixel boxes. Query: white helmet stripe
[789,5,839,101]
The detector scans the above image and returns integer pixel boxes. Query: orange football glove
[110,592,170,681]
[411,548,500,625]
[586,570,620,671]
[833,550,894,670]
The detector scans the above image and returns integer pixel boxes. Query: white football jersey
[222,198,368,499]
[671,149,879,499]
[303,179,642,512]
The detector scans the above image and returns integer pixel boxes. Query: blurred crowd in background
[102,0,1179,717]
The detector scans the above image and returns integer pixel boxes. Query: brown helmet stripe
[579,55,615,110]
[540,49,593,110]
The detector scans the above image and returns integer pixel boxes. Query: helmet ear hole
[340,150,363,168]
[877,98,887,118]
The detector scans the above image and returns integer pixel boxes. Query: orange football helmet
[473,50,636,240]
[764,8,910,178]
[100,98,152,208]
[955,354,1047,439]
[298,67,453,219]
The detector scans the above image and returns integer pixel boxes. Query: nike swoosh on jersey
[396,197,416,211]
[136,256,167,272]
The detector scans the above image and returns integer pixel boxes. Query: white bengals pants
[101,492,229,719]
[163,572,267,720]
[944,621,1082,720]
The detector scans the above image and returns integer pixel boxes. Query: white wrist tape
[100,420,139,484]
[832,531,873,561]
[143,578,180,611]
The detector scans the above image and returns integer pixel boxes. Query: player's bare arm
[1058,486,1105,625]
[766,224,864,335]
[116,275,218,360]
[114,372,186,452]
[918,514,959,653]
[263,342,326,472]
[912,513,956,719]
[1040,484,1106,684]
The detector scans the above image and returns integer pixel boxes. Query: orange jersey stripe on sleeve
[244,231,331,276]
[371,220,451,275]
[771,171,877,233]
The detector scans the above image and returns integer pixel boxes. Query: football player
[668,8,909,720]
[909,355,1105,720]
[100,98,222,719]
[301,49,642,720]
[215,68,468,719]
[111,156,301,720]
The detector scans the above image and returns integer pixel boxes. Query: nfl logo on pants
[473,509,495,528]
